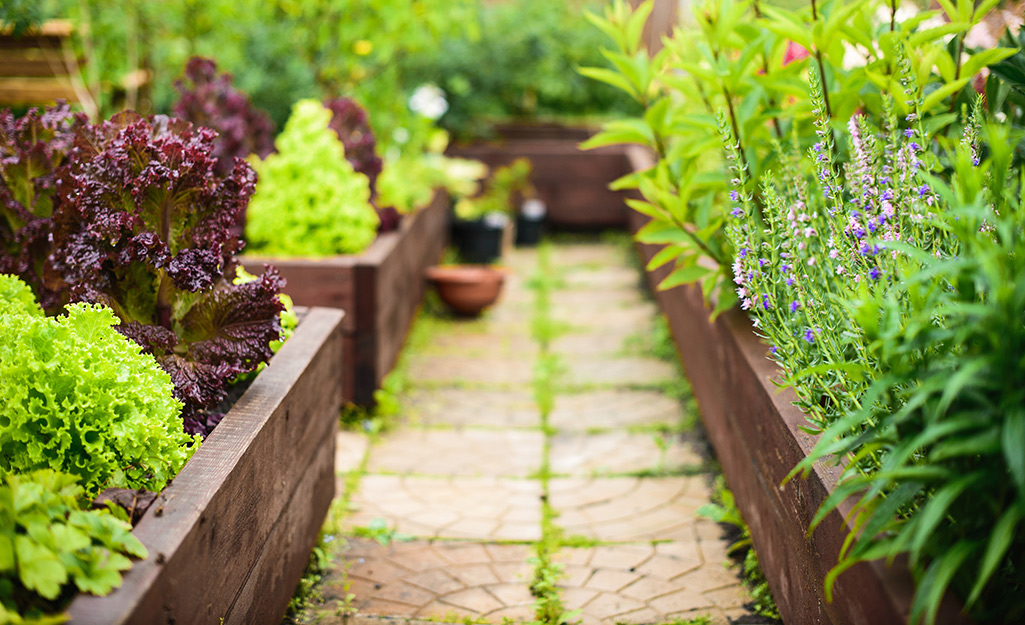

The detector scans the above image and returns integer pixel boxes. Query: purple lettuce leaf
[173,57,276,178]
[0,103,87,311]
[324,97,383,195]
[47,112,283,431]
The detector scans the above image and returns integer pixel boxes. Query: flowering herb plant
[722,56,1022,625]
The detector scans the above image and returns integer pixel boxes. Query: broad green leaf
[960,47,1018,80]
[646,245,684,271]
[921,77,970,112]
[659,264,712,290]
[15,536,67,600]
[577,66,638,99]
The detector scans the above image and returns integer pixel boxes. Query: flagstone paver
[562,356,676,387]
[547,477,712,542]
[319,540,535,621]
[548,390,687,431]
[367,429,543,477]
[344,475,542,541]
[549,431,704,476]
[405,355,534,387]
[304,241,772,625]
[404,388,538,428]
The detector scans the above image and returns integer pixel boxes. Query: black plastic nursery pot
[514,214,544,246]
[451,217,504,264]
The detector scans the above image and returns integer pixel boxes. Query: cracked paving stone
[344,475,542,541]
[554,545,745,625]
[549,431,704,476]
[548,476,714,542]
[315,539,535,623]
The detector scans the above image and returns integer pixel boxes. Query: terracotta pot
[426,265,506,316]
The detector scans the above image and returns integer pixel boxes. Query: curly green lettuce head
[0,294,196,498]
[246,98,379,256]
[0,273,42,317]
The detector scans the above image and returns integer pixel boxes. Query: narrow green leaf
[966,506,1022,606]
[646,245,684,271]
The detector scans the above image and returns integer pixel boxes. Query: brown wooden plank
[624,146,970,625]
[0,35,66,51]
[241,257,359,333]
[67,307,345,624]
[371,190,448,383]
[0,77,78,104]
[223,430,335,624]
[447,129,632,228]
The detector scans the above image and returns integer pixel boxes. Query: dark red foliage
[46,111,284,432]
[0,102,87,310]
[324,97,383,194]
[173,57,276,178]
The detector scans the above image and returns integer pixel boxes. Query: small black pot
[451,217,504,264]
[515,214,544,246]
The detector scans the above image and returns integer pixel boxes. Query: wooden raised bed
[624,147,969,625]
[447,123,631,229]
[243,190,448,405]
[68,306,345,625]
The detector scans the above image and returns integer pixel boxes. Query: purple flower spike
[790,300,800,313]
[731,207,744,218]
[803,329,814,343]
[869,267,881,280]
[904,128,914,138]
[730,190,740,201]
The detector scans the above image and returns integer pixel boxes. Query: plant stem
[810,0,832,120]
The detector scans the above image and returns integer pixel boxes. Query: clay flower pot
[426,265,507,316]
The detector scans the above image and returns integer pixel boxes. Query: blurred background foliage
[1,0,637,144]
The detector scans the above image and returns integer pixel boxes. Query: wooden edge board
[67,307,345,624]
[622,147,969,624]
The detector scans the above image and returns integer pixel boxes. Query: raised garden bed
[447,123,631,229]
[243,190,448,405]
[623,147,969,625]
[67,306,345,625]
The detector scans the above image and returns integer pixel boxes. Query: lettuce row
[0,275,195,497]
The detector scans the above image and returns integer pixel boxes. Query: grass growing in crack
[697,476,781,621]
[526,239,580,625]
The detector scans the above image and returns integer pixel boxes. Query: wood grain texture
[624,147,969,625]
[67,307,345,625]
[448,126,632,228]
[243,190,448,404]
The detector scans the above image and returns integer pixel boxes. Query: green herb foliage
[246,99,379,257]
[454,158,533,221]
[0,276,195,499]
[0,469,147,620]
[403,0,640,140]
[582,0,1015,315]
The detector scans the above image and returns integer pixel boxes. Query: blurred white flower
[409,84,448,120]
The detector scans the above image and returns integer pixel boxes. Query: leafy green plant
[246,99,379,256]
[582,0,1014,316]
[0,275,195,498]
[791,121,1025,624]
[0,470,148,621]
[37,111,285,436]
[0,104,86,312]
[454,158,533,221]
[401,0,640,140]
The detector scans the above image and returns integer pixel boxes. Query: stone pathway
[299,241,770,625]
